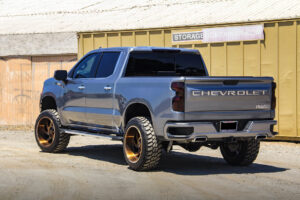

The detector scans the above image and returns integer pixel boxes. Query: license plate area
[220,121,238,132]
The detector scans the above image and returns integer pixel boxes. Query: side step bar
[61,129,123,141]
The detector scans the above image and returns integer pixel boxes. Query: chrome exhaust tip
[193,136,208,142]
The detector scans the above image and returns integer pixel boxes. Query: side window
[72,54,99,78]
[96,52,120,78]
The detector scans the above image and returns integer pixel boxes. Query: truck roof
[89,46,199,54]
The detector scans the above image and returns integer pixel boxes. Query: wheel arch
[123,101,154,129]
[40,94,57,112]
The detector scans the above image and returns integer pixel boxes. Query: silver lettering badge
[192,90,269,96]
[256,104,270,109]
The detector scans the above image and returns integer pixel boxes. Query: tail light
[271,82,276,109]
[171,82,185,112]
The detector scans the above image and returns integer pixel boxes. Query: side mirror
[54,70,67,81]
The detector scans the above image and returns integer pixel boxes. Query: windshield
[125,51,207,77]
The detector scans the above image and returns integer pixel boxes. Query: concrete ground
[0,131,299,200]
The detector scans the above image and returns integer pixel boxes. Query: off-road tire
[220,139,260,166]
[35,109,70,153]
[123,117,162,171]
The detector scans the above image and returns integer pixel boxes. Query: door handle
[56,82,63,87]
[104,86,112,91]
[78,85,85,90]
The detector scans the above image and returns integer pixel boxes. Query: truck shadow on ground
[65,144,288,176]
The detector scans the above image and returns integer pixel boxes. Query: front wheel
[220,139,260,166]
[123,117,162,171]
[34,109,70,153]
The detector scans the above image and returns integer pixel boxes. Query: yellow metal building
[78,19,300,140]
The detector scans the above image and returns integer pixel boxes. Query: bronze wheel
[34,109,70,153]
[123,117,162,171]
[124,126,143,163]
[36,117,56,147]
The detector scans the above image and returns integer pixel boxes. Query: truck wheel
[35,109,70,153]
[123,117,162,171]
[220,139,260,166]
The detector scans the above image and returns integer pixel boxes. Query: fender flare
[122,99,154,129]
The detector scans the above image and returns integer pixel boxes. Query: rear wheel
[123,117,162,171]
[35,109,70,153]
[220,139,260,166]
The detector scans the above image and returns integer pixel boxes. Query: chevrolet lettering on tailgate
[192,90,269,97]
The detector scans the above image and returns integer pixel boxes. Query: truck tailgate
[184,77,273,113]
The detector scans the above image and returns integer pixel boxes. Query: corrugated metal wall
[78,19,300,140]
[0,55,77,126]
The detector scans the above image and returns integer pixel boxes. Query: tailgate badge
[256,104,270,109]
[192,90,269,96]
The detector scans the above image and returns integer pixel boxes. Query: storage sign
[172,31,204,42]
[172,24,264,44]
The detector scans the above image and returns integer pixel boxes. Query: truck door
[84,51,121,130]
[61,53,100,125]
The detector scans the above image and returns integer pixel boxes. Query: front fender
[40,78,64,118]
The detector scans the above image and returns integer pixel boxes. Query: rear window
[125,51,206,77]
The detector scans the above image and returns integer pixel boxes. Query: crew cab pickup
[35,47,277,171]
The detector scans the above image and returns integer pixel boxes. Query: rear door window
[96,52,121,78]
[125,52,206,77]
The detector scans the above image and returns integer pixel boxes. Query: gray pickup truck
[35,47,277,171]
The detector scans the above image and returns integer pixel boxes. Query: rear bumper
[164,120,277,141]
